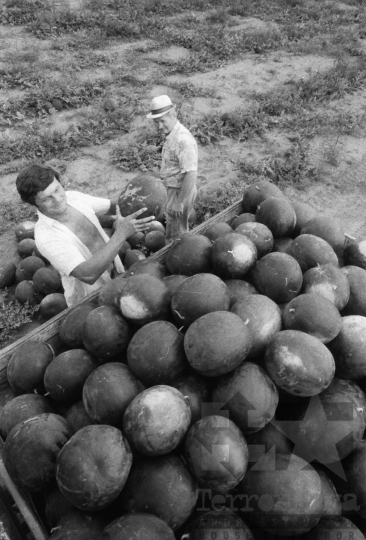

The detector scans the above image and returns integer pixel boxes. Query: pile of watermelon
[2,180,366,539]
[0,221,66,321]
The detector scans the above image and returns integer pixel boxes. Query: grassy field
[1,0,366,342]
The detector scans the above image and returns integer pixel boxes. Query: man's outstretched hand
[113,206,155,239]
[166,201,184,218]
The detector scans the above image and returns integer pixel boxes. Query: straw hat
[146,95,174,119]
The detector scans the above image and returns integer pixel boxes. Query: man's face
[34,179,67,218]
[153,110,176,136]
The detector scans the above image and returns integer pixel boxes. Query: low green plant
[178,109,267,146]
[1,0,47,25]
[0,105,134,165]
[1,78,111,127]
[0,201,37,235]
[194,178,248,224]
[185,114,225,145]
[0,65,45,91]
[112,133,163,172]
[293,58,366,102]
[264,139,318,187]
[0,292,40,343]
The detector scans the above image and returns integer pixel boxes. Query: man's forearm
[177,171,197,204]
[71,234,125,285]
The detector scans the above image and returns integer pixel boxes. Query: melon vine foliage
[0,291,40,343]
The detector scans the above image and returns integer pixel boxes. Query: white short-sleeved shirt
[35,191,124,307]
[160,120,198,189]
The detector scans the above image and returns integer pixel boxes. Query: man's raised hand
[114,206,156,239]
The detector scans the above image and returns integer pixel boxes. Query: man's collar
[37,208,56,226]
[165,119,180,139]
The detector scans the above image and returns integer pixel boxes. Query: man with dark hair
[16,164,154,307]
[146,95,198,243]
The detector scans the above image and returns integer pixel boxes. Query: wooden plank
[0,200,243,376]
[0,439,49,540]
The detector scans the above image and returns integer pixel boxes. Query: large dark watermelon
[117,454,198,531]
[59,303,95,348]
[171,273,230,327]
[33,267,61,295]
[124,259,167,279]
[118,174,167,221]
[203,221,232,242]
[212,362,279,434]
[0,394,54,439]
[83,362,144,426]
[7,341,54,395]
[184,311,252,377]
[264,330,335,396]
[317,469,342,517]
[211,233,257,279]
[282,293,342,344]
[165,234,212,276]
[0,262,16,288]
[302,263,350,311]
[328,315,366,379]
[98,278,127,308]
[56,425,132,511]
[163,274,189,297]
[17,256,45,280]
[45,485,74,529]
[184,415,249,493]
[224,279,257,307]
[119,274,170,326]
[301,215,345,257]
[274,380,365,465]
[39,293,68,320]
[255,197,296,238]
[170,372,210,425]
[123,385,191,455]
[251,252,303,304]
[82,306,132,360]
[15,221,35,241]
[235,222,274,258]
[3,413,71,492]
[238,453,323,536]
[344,239,366,270]
[231,294,282,357]
[342,265,366,316]
[44,349,98,404]
[104,513,175,540]
[292,201,317,236]
[242,180,285,213]
[127,321,188,385]
[343,441,366,519]
[49,508,106,540]
[290,234,339,272]
[64,401,93,436]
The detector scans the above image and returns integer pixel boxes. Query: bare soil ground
[1,0,366,343]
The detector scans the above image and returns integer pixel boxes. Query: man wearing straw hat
[147,95,198,243]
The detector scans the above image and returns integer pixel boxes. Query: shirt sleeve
[67,191,111,215]
[36,237,86,277]
[177,138,198,173]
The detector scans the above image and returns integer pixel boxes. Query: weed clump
[112,134,163,172]
[194,178,248,224]
[0,292,40,344]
